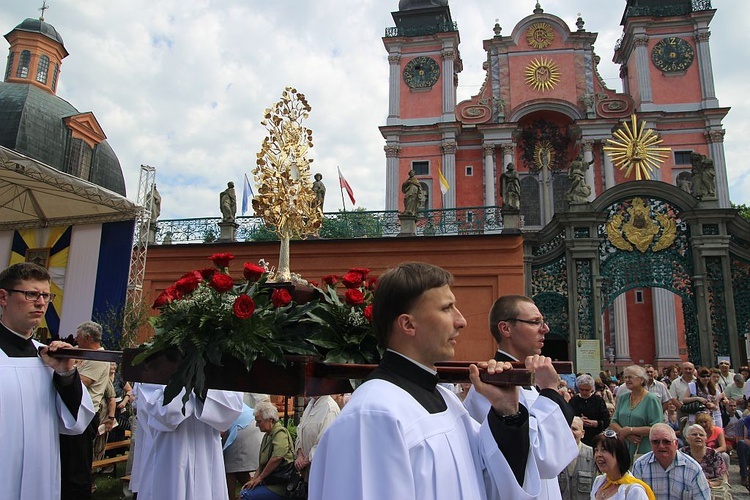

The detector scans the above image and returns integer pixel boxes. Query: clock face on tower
[403,56,440,89]
[651,37,694,73]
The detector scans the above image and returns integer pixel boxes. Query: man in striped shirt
[632,423,710,499]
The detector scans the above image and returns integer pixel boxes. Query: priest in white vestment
[309,262,577,500]
[0,262,95,500]
[132,383,243,500]
[463,294,578,499]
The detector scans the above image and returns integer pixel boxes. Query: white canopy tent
[0,145,140,230]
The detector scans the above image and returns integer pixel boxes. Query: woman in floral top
[681,424,730,499]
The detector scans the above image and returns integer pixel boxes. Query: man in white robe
[132,383,243,500]
[0,262,95,500]
[310,262,576,500]
[463,294,578,499]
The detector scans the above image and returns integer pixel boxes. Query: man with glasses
[463,294,576,499]
[0,262,95,499]
[632,423,710,499]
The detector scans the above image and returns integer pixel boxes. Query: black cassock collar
[367,350,447,414]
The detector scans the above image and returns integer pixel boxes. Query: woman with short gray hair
[610,365,663,460]
[570,373,609,446]
[241,401,295,499]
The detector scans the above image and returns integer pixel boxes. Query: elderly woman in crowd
[570,374,610,446]
[684,367,725,428]
[681,424,732,500]
[610,365,663,460]
[590,429,655,499]
[241,401,295,500]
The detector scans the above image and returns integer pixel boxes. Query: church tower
[613,0,729,206]
[3,5,67,95]
[381,0,463,211]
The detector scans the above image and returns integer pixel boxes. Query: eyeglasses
[650,439,674,446]
[5,289,56,303]
[603,429,617,438]
[503,318,547,328]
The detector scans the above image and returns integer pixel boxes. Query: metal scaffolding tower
[124,164,156,344]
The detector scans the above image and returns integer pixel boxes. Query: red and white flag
[338,166,356,205]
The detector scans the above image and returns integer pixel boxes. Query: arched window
[4,52,14,80]
[520,176,541,226]
[51,63,59,91]
[419,181,430,210]
[16,50,31,78]
[36,55,49,84]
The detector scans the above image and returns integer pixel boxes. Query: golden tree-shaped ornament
[603,114,671,180]
[252,87,321,283]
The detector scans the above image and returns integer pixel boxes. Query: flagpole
[338,166,347,212]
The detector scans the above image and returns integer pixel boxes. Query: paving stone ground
[728,451,750,500]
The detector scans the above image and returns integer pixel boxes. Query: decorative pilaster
[694,31,719,108]
[387,53,401,125]
[441,141,457,208]
[442,48,456,119]
[384,144,401,211]
[483,144,496,207]
[633,35,653,106]
[614,294,632,363]
[582,140,596,201]
[652,288,681,363]
[705,129,729,208]
[603,145,615,190]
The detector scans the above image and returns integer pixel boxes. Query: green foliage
[93,298,152,350]
[319,208,382,239]
[203,229,217,243]
[733,203,750,222]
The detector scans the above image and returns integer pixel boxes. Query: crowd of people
[5,259,750,500]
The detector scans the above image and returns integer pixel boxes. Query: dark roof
[0,82,126,196]
[5,18,65,46]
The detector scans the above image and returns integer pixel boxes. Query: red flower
[341,271,363,289]
[243,263,265,282]
[198,267,216,281]
[271,288,292,307]
[152,285,182,309]
[363,303,373,321]
[366,276,378,290]
[322,275,338,286]
[232,294,256,319]
[209,252,234,268]
[345,288,365,306]
[349,267,371,279]
[308,280,318,288]
[175,271,201,295]
[209,273,234,292]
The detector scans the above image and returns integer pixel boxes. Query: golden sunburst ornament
[524,57,560,92]
[526,22,554,49]
[603,114,671,180]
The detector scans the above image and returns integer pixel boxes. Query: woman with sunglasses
[590,429,654,499]
[683,367,725,428]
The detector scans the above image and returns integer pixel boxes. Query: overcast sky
[1,1,747,218]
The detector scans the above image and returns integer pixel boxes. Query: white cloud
[1,0,747,218]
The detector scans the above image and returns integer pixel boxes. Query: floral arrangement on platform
[136,252,379,405]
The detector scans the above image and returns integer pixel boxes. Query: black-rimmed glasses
[502,318,547,328]
[5,289,56,303]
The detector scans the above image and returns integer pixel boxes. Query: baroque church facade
[381,0,747,369]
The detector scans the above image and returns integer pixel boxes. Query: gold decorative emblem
[524,57,560,92]
[603,114,671,180]
[526,22,554,49]
[605,198,677,253]
[533,140,554,170]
